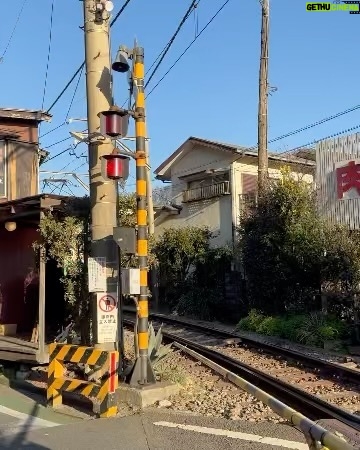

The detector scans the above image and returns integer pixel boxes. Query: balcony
[182,181,231,203]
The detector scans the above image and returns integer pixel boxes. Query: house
[0,108,51,201]
[154,137,316,248]
[0,107,69,363]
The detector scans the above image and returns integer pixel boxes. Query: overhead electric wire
[40,122,66,138]
[46,0,134,113]
[0,0,27,62]
[44,145,73,162]
[46,137,72,149]
[145,0,198,89]
[278,124,360,156]
[41,0,56,110]
[146,0,231,99]
[40,65,84,138]
[65,64,84,119]
[47,63,85,113]
[254,104,360,150]
[110,0,133,27]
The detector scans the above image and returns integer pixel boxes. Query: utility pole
[83,0,117,349]
[257,0,270,195]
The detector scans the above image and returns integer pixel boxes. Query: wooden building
[0,108,66,363]
[0,108,51,202]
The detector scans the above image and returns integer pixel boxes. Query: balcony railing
[182,181,231,203]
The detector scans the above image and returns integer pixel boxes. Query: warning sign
[88,257,106,292]
[98,294,116,312]
[96,293,118,344]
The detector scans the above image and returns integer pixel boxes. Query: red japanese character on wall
[336,160,360,200]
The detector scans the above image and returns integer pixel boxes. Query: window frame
[0,140,7,198]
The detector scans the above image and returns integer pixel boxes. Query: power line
[278,124,360,156]
[145,0,198,89]
[65,64,84,119]
[44,145,73,162]
[39,122,66,139]
[46,137,72,149]
[41,0,56,110]
[146,0,231,99]
[0,0,27,62]
[46,0,134,113]
[40,65,84,139]
[110,0,133,27]
[47,63,85,113]
[266,104,360,148]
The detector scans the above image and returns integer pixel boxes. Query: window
[0,141,6,198]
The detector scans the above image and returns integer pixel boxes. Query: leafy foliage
[238,168,360,316]
[153,226,232,318]
[33,192,152,342]
[148,322,173,367]
[34,205,91,344]
[237,309,347,347]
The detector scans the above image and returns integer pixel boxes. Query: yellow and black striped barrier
[47,343,119,418]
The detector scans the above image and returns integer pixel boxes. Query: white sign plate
[96,292,118,344]
[88,257,106,292]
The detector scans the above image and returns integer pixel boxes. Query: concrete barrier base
[116,381,179,409]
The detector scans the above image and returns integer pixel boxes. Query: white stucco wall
[154,144,234,247]
[231,157,314,229]
[154,146,315,246]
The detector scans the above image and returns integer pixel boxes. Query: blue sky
[0,0,359,195]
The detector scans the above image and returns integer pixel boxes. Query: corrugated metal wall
[316,133,360,229]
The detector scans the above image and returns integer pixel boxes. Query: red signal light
[101,154,130,181]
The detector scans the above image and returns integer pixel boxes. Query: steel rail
[126,310,360,386]
[123,317,360,432]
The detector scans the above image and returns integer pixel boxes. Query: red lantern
[101,154,130,181]
[99,110,128,138]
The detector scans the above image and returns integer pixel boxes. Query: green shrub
[236,311,347,348]
[278,315,306,341]
[239,309,265,331]
[176,287,220,321]
[257,316,283,336]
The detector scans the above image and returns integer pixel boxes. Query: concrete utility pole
[83,0,117,349]
[257,0,270,195]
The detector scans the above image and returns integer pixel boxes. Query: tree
[34,197,91,343]
[153,226,232,318]
[239,168,360,316]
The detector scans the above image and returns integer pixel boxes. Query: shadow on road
[0,402,50,450]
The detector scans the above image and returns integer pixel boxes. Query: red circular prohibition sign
[99,295,116,312]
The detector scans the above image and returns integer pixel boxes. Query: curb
[0,375,94,416]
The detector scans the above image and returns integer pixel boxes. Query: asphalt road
[0,384,308,450]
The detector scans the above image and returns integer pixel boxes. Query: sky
[0,0,359,196]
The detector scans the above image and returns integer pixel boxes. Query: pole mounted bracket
[69,131,106,144]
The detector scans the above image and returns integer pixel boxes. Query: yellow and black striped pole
[130,46,155,386]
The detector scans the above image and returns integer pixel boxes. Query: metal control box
[121,268,140,295]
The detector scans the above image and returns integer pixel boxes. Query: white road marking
[153,421,308,450]
[0,405,60,429]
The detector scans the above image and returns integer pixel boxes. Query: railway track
[123,312,360,447]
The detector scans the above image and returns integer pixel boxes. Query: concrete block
[116,381,180,409]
